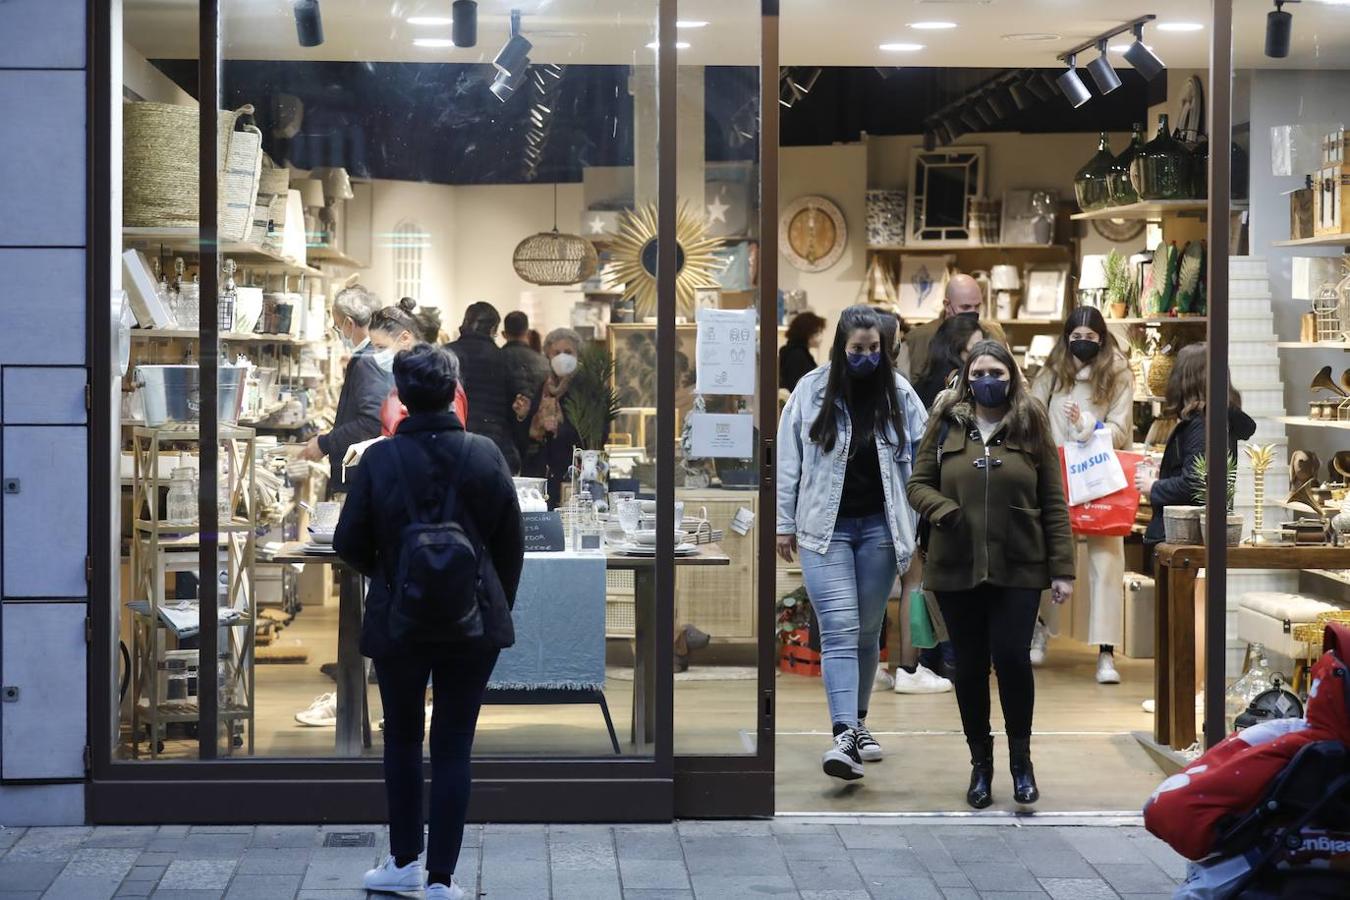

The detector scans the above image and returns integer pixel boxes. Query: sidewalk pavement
[0,818,1184,900]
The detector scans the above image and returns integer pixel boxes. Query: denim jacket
[776,365,928,572]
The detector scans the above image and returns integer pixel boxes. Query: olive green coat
[906,401,1075,593]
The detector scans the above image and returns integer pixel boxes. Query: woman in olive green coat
[907,340,1075,809]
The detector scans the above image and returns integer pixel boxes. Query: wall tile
[0,250,86,365]
[1,602,86,779]
[0,0,86,69]
[0,784,86,826]
[2,426,87,597]
[0,71,85,246]
[3,367,87,424]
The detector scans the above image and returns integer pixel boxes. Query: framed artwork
[1001,189,1058,246]
[866,189,906,248]
[906,148,986,245]
[896,254,953,319]
[1021,264,1070,319]
[122,249,174,329]
[694,287,721,314]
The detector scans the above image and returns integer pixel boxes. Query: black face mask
[955,310,981,321]
[1069,339,1102,363]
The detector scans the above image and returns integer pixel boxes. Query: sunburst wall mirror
[605,201,723,321]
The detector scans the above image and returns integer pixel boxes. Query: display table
[1153,543,1350,750]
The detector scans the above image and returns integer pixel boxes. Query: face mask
[551,352,578,377]
[846,351,881,377]
[1069,339,1102,363]
[970,375,1010,408]
[372,347,397,372]
[338,327,355,351]
[955,310,981,321]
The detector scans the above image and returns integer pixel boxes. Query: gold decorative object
[605,201,723,321]
[1245,443,1278,544]
[780,194,848,272]
[1287,478,1326,520]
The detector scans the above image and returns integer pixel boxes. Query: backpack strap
[389,432,472,526]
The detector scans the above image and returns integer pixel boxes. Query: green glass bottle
[1130,114,1194,201]
[1074,132,1115,211]
[1108,123,1145,206]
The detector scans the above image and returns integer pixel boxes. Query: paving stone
[901,827,960,873]
[689,874,797,899]
[939,890,980,900]
[62,848,141,878]
[136,854,177,868]
[156,828,191,838]
[959,862,1041,894]
[157,859,238,891]
[84,828,158,850]
[1015,850,1098,879]
[0,828,25,850]
[1092,862,1177,894]
[1058,830,1149,866]
[297,849,376,892]
[931,871,974,889]
[936,832,1018,864]
[776,831,847,861]
[114,884,155,899]
[548,831,617,871]
[551,868,622,900]
[978,892,1049,899]
[850,848,927,878]
[222,874,303,899]
[800,891,872,900]
[173,836,250,861]
[616,830,684,861]
[248,828,319,850]
[124,866,166,884]
[294,892,369,900]
[618,858,692,891]
[859,876,946,900]
[38,876,124,900]
[149,891,225,900]
[787,858,866,892]
[621,892,694,900]
[5,829,90,861]
[771,822,842,835]
[679,836,785,876]
[188,827,253,836]
[836,824,911,850]
[0,894,42,900]
[235,849,312,876]
[1040,877,1119,900]
[678,821,773,838]
[0,861,63,891]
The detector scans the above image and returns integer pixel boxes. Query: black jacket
[779,342,817,393]
[446,330,521,473]
[502,340,551,406]
[513,382,581,508]
[333,412,525,659]
[318,343,393,491]
[1144,407,1258,543]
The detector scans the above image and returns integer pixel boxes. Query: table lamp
[1078,254,1108,309]
[990,264,1021,320]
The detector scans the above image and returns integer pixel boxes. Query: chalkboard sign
[522,511,566,552]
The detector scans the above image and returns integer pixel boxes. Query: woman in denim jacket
[777,305,927,782]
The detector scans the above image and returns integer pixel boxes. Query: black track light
[1123,22,1166,80]
[1087,40,1122,94]
[975,95,997,126]
[490,66,528,102]
[1025,74,1052,102]
[988,88,1012,120]
[294,0,323,47]
[1010,79,1035,111]
[1057,55,1092,109]
[943,116,966,141]
[452,1,478,48]
[1266,0,1295,59]
[494,9,532,77]
[959,108,983,132]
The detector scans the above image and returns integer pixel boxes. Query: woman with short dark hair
[914,315,986,409]
[780,311,827,392]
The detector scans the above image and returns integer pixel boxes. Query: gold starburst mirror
[605,201,723,320]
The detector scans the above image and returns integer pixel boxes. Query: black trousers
[374,648,499,875]
[935,584,1041,743]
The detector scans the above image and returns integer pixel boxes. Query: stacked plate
[613,542,699,557]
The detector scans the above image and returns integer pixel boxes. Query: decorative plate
[1091,216,1146,243]
[780,195,847,273]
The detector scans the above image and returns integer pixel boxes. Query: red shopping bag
[1058,449,1144,536]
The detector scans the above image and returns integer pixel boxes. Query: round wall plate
[780,195,847,273]
[1091,216,1145,243]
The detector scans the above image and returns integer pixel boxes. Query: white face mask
[372,347,397,372]
[551,352,578,377]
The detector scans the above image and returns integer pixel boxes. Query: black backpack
[385,434,510,646]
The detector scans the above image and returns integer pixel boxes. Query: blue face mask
[846,351,882,377]
[971,375,1010,407]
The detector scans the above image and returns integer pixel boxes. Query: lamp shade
[513,230,599,286]
[1078,254,1109,291]
[312,166,354,201]
[295,178,325,208]
[990,264,1021,291]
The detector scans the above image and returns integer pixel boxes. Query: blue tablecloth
[488,551,608,691]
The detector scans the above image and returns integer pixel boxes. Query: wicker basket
[123,102,264,243]
[1147,353,1175,397]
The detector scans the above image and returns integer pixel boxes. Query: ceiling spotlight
[452,1,477,48]
[676,20,708,29]
[1266,0,1295,58]
[959,108,983,132]
[794,67,823,94]
[1056,54,1092,108]
[779,73,804,108]
[1024,74,1052,102]
[494,10,532,77]
[413,38,456,48]
[1087,39,1122,94]
[1157,22,1204,32]
[909,21,957,30]
[1123,22,1167,78]
[988,87,1012,119]
[943,116,966,141]
[879,42,925,52]
[294,0,323,48]
[1009,79,1035,110]
[646,41,692,49]
[490,66,527,102]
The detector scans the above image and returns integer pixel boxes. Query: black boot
[966,737,994,809]
[1008,736,1039,804]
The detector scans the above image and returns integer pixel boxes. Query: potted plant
[1104,249,1138,319]
[1191,452,1243,546]
[562,343,620,451]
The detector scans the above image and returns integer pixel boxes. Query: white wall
[365,178,458,328]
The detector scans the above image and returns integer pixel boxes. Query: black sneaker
[855,723,883,762]
[822,729,865,781]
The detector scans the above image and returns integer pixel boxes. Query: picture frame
[694,287,722,314]
[1001,189,1058,246]
[906,147,986,245]
[122,249,174,329]
[1021,263,1070,319]
[896,254,953,319]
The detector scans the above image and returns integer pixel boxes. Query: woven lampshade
[513,229,599,286]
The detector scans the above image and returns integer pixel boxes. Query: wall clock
[779,195,847,272]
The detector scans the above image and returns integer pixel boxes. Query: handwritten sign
[696,307,756,395]
[522,511,565,553]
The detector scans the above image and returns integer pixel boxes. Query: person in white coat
[1030,306,1135,684]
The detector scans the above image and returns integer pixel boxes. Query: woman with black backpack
[335,344,524,900]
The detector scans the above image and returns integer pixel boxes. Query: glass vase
[1108,123,1145,206]
[1073,132,1115,211]
[1130,114,1195,201]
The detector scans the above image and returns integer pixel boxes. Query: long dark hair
[808,305,906,454]
[932,339,1049,449]
[1041,305,1131,406]
[921,315,985,384]
[1164,342,1242,420]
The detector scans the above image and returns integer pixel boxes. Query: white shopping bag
[1063,424,1128,505]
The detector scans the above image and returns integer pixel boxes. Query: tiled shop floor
[0,820,1184,899]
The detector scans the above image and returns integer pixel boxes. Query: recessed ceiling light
[413,38,456,48]
[879,42,925,52]
[1001,32,1062,42]
[1157,22,1204,32]
[407,17,454,26]
[646,41,691,49]
[676,20,708,29]
[1110,43,1154,53]
[909,21,957,30]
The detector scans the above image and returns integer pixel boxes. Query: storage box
[1315,164,1350,236]
[1291,186,1316,240]
[1124,573,1155,659]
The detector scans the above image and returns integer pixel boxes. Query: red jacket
[1144,623,1350,860]
[380,384,469,438]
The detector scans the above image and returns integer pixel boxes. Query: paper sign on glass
[688,412,754,459]
[696,307,756,395]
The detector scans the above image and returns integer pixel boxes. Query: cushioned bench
[1237,591,1349,661]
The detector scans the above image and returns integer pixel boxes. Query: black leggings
[374,648,499,875]
[935,584,1041,743]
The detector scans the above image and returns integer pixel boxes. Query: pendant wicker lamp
[513,185,598,286]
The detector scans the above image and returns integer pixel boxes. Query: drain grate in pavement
[324,832,376,848]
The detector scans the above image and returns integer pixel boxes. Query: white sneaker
[893,664,953,694]
[294,692,336,727]
[1096,650,1121,685]
[873,665,896,690]
[426,880,466,900]
[1029,619,1048,666]
[362,855,425,892]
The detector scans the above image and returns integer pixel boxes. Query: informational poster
[688,412,754,459]
[696,307,756,395]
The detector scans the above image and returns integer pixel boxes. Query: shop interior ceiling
[124,0,1350,68]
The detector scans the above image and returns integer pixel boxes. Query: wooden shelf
[1275,415,1350,430]
[1107,316,1209,326]
[123,227,322,276]
[306,245,367,268]
[130,329,314,346]
[1277,341,1350,350]
[1071,200,1211,221]
[133,518,256,535]
[1272,235,1350,248]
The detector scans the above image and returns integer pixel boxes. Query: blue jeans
[799,513,897,729]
